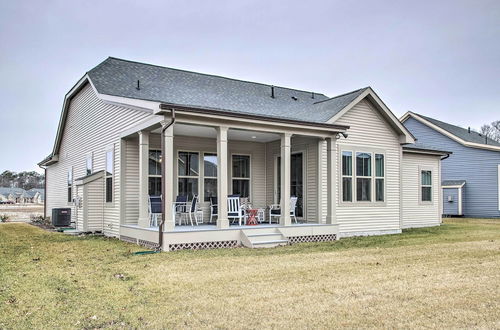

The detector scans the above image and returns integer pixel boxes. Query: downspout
[38,164,47,219]
[441,154,450,161]
[158,108,175,251]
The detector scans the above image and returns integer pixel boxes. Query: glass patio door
[275,152,304,218]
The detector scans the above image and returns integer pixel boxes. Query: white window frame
[355,151,373,202]
[105,146,114,204]
[375,153,385,202]
[177,150,200,200]
[67,167,73,204]
[203,152,218,202]
[85,152,93,176]
[419,167,434,205]
[497,165,500,211]
[231,153,251,199]
[341,150,354,203]
[148,149,162,196]
[339,146,386,206]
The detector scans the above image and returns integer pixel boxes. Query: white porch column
[162,120,175,231]
[216,126,229,229]
[280,133,292,226]
[326,136,337,225]
[317,138,325,224]
[137,131,150,227]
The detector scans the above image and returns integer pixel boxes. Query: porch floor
[122,222,327,232]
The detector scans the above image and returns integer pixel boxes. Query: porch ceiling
[151,124,281,143]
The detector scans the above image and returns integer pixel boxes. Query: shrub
[31,215,51,226]
[0,214,9,222]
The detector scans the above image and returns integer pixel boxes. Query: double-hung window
[375,154,385,202]
[232,155,250,198]
[203,153,217,202]
[342,151,353,202]
[105,148,114,203]
[356,152,372,202]
[67,168,73,203]
[178,151,199,200]
[421,170,432,202]
[341,149,385,203]
[148,150,162,196]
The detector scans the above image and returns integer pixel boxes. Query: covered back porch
[118,108,346,250]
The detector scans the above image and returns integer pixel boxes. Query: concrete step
[246,233,284,242]
[252,239,289,248]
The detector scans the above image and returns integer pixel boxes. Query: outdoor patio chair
[187,194,204,226]
[173,195,188,225]
[227,195,245,226]
[209,196,217,223]
[149,195,162,227]
[268,196,298,224]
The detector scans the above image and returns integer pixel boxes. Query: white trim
[105,145,115,205]
[442,184,465,189]
[419,166,434,205]
[498,165,500,211]
[230,153,252,200]
[202,152,218,202]
[327,88,415,144]
[176,150,201,200]
[401,112,500,152]
[458,186,463,216]
[339,145,387,206]
[273,150,307,219]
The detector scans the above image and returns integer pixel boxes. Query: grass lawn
[0,219,499,329]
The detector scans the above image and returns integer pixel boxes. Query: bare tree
[479,121,500,143]
[480,124,493,138]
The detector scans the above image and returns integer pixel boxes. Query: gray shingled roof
[442,180,466,187]
[416,113,500,147]
[87,57,367,124]
[403,143,452,154]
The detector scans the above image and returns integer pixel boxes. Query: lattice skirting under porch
[120,236,158,250]
[168,240,238,251]
[288,234,337,244]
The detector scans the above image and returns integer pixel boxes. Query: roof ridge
[101,57,328,97]
[313,87,369,105]
[411,112,500,147]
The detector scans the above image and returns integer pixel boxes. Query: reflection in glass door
[276,152,304,218]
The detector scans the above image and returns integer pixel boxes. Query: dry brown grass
[0,218,499,329]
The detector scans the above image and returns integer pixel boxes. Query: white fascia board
[401,112,500,152]
[97,93,159,113]
[328,88,415,144]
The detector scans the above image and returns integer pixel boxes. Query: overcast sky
[1,0,499,173]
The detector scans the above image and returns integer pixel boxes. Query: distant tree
[479,120,500,143]
[0,171,44,189]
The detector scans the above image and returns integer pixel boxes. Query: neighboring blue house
[401,112,500,218]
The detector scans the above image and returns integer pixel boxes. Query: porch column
[317,138,325,224]
[216,126,229,229]
[280,133,292,226]
[162,120,175,231]
[137,131,150,227]
[326,136,337,225]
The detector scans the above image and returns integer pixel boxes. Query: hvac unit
[52,208,71,227]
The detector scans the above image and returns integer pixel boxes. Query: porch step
[241,229,288,248]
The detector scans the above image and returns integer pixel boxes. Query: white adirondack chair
[268,196,298,224]
[227,196,245,226]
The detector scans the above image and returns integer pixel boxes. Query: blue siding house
[401,112,500,218]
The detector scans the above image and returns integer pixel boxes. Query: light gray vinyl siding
[45,83,151,236]
[264,136,321,222]
[443,188,460,215]
[124,134,267,223]
[402,153,441,228]
[86,177,104,231]
[334,99,402,234]
[404,117,500,218]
